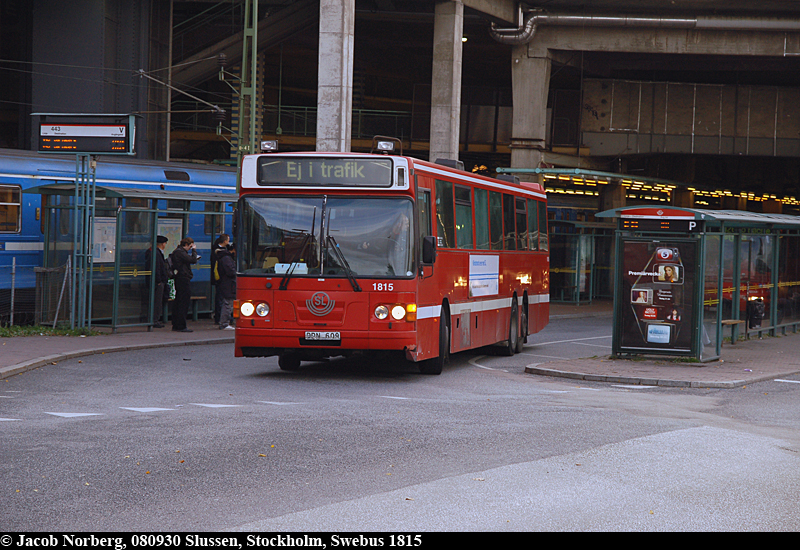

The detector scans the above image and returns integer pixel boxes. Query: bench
[721,319,745,345]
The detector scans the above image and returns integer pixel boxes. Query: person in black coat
[145,235,170,328]
[214,234,237,330]
[170,237,198,332]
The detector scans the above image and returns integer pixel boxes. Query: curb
[524,364,780,389]
[0,337,234,380]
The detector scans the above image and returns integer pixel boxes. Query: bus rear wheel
[500,301,519,356]
[419,312,449,375]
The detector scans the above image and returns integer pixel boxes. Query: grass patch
[0,325,103,338]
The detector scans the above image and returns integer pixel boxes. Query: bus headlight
[255,303,270,317]
[374,305,389,320]
[240,302,255,317]
[391,305,406,320]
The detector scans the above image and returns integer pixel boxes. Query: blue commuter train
[0,148,237,325]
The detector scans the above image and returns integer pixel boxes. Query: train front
[233,152,419,370]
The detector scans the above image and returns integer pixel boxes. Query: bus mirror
[422,235,437,265]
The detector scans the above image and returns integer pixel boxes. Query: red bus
[233,143,549,374]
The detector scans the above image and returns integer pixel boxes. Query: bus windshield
[239,196,414,278]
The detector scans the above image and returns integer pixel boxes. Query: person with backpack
[214,234,236,330]
[170,237,199,332]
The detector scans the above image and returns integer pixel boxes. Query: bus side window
[527,198,539,250]
[489,191,503,251]
[435,179,455,248]
[503,193,516,251]
[515,197,527,251]
[538,200,549,251]
[474,188,490,250]
[455,185,473,249]
[418,188,432,253]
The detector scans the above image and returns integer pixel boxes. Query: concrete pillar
[599,183,627,212]
[721,196,747,210]
[316,0,355,152]
[429,0,464,163]
[762,199,783,214]
[510,44,551,170]
[672,189,695,208]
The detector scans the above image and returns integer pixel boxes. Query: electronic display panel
[257,157,394,187]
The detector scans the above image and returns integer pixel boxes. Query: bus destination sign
[257,157,394,187]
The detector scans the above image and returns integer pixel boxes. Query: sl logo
[307,292,335,316]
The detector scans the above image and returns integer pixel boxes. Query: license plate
[305,331,340,341]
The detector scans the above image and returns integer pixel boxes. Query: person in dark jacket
[170,237,198,332]
[145,235,170,328]
[210,234,224,324]
[214,234,236,330]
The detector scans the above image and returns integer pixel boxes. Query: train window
[0,185,21,233]
[124,198,151,235]
[164,170,190,182]
[204,202,224,236]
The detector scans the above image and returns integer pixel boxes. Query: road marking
[0,418,21,421]
[44,412,104,418]
[530,335,612,346]
[611,385,657,389]
[381,396,410,400]
[119,407,175,412]
[775,379,800,384]
[257,401,304,406]
[519,352,572,359]
[189,403,242,408]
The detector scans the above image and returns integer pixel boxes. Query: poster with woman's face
[618,239,695,354]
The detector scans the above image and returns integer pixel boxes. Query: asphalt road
[2,316,799,532]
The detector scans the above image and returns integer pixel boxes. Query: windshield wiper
[278,206,316,291]
[326,234,362,292]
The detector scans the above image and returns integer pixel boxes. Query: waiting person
[210,234,224,325]
[214,234,237,330]
[146,235,170,328]
[170,237,199,333]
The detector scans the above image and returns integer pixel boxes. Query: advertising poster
[468,254,499,297]
[617,239,696,354]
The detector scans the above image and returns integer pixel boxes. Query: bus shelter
[27,183,234,331]
[596,206,800,362]
[549,220,615,305]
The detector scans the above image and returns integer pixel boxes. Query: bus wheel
[419,312,449,375]
[278,353,301,371]
[500,301,518,356]
[515,303,527,354]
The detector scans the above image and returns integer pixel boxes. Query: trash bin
[747,298,764,329]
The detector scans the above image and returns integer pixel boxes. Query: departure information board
[35,114,135,155]
[620,218,702,232]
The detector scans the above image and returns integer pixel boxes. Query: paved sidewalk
[1,320,233,380]
[2,302,799,388]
